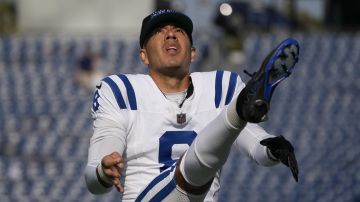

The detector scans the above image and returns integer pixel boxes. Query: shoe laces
[243,69,256,78]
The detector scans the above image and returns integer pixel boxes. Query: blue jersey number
[158,131,197,172]
[92,90,100,111]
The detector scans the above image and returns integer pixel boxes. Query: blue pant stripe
[135,165,176,202]
[150,178,177,202]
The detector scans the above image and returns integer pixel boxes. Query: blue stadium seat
[0,33,359,202]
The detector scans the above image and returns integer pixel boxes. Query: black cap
[140,9,193,48]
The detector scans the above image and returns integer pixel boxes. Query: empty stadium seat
[0,33,359,202]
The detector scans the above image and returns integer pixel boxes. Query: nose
[165,29,177,41]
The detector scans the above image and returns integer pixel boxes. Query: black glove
[260,135,299,182]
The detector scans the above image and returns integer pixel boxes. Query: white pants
[135,163,207,202]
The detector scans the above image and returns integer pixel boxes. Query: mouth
[165,45,179,54]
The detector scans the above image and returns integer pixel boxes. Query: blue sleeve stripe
[225,72,238,105]
[215,70,224,108]
[118,74,137,110]
[102,77,127,109]
[135,165,176,202]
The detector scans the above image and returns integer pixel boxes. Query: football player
[85,9,299,201]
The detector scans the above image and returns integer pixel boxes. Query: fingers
[102,152,124,168]
[104,165,122,179]
[102,153,124,175]
[110,152,125,168]
[111,166,125,192]
[260,136,280,148]
[279,150,299,182]
[101,152,126,191]
[106,166,125,192]
[259,138,272,147]
[288,152,299,182]
[261,136,299,182]
[113,178,125,193]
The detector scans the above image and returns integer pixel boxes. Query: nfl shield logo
[177,113,186,124]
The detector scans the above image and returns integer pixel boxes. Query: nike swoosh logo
[96,82,102,89]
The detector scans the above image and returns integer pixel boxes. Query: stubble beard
[156,64,188,80]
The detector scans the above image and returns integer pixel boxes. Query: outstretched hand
[260,136,299,182]
[100,152,125,192]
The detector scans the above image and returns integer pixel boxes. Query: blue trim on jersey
[118,74,137,110]
[135,165,176,202]
[102,77,127,109]
[225,72,238,105]
[215,70,224,108]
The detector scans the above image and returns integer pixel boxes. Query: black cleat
[237,38,300,123]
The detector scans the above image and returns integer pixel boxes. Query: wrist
[96,163,114,188]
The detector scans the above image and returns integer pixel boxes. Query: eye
[176,28,185,33]
[154,27,162,34]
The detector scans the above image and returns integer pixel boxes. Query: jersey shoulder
[95,73,164,112]
[95,74,148,111]
[191,70,245,109]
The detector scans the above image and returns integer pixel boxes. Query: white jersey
[85,70,277,201]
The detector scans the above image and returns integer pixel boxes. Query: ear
[139,49,149,65]
[190,47,196,62]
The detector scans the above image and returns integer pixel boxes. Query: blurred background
[0,0,359,201]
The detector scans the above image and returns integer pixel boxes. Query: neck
[150,71,190,93]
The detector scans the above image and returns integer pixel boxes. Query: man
[85,9,299,201]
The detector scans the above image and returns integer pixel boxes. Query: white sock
[181,100,246,186]
[226,97,245,128]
